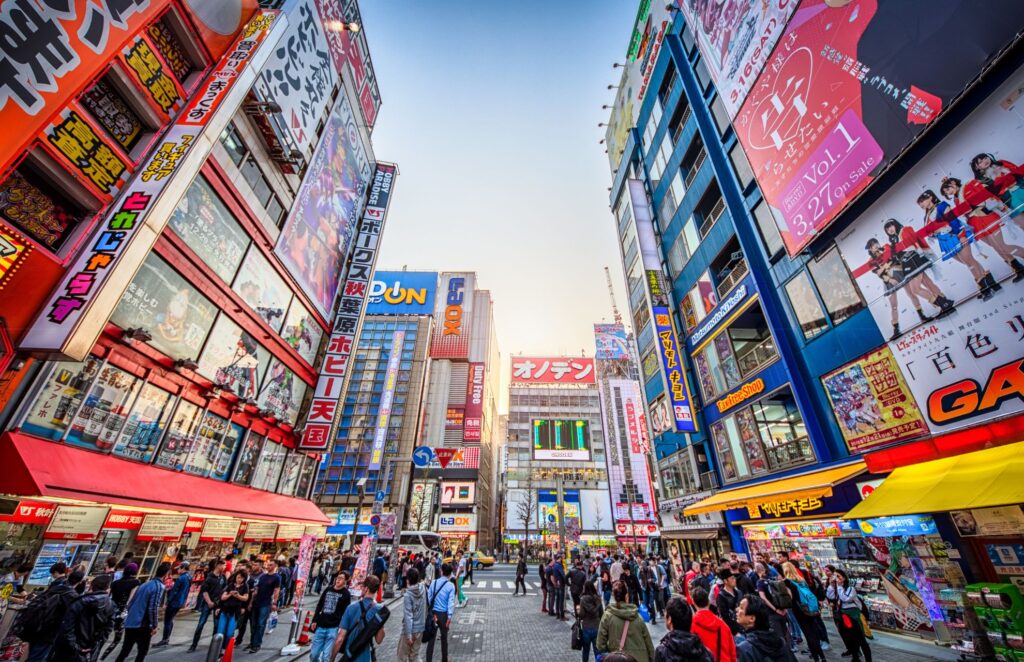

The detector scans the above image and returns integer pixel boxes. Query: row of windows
[219,122,287,227]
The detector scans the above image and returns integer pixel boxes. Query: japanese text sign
[313,0,380,129]
[368,330,404,470]
[135,514,188,542]
[464,362,484,442]
[44,505,109,540]
[510,357,595,384]
[652,307,696,432]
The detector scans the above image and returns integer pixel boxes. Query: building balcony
[684,149,706,188]
[716,256,748,300]
[699,198,725,237]
[737,336,778,378]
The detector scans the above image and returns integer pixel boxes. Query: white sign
[439,513,477,533]
[45,505,109,540]
[243,521,278,542]
[276,523,306,541]
[200,518,241,542]
[136,514,188,542]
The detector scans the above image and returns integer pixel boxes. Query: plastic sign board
[434,448,459,469]
[464,363,484,442]
[439,514,477,532]
[510,357,595,384]
[200,518,241,542]
[366,271,437,315]
[136,514,188,542]
[44,505,110,541]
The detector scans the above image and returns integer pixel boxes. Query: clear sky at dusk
[360,1,637,366]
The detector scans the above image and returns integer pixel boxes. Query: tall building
[605,0,1024,645]
[503,356,615,553]
[0,0,390,580]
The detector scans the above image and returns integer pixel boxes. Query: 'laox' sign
[442,277,465,335]
[439,514,477,531]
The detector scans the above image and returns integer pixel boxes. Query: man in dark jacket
[21,564,80,662]
[154,561,190,647]
[538,559,548,613]
[188,559,225,652]
[656,596,713,662]
[736,594,798,662]
[716,569,745,635]
[567,559,588,611]
[621,564,643,608]
[53,574,116,662]
[548,558,567,619]
[513,555,528,596]
[639,559,659,625]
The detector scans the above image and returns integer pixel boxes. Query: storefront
[659,493,731,570]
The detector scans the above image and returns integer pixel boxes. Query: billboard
[314,0,381,129]
[532,419,591,461]
[464,362,485,442]
[365,271,437,315]
[510,357,596,385]
[300,163,396,451]
[595,323,629,360]
[834,67,1024,435]
[368,330,404,470]
[734,0,1024,257]
[274,90,371,318]
[629,0,674,105]
[197,315,270,400]
[652,307,697,432]
[821,347,929,454]
[441,482,476,506]
[537,489,580,529]
[602,379,658,526]
[438,513,477,533]
[430,272,474,358]
[256,358,307,426]
[677,0,797,118]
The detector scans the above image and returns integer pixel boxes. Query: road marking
[506,581,515,589]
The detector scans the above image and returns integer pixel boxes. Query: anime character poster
[256,358,307,426]
[835,69,1024,433]
[281,298,323,365]
[733,0,1024,256]
[197,316,270,400]
[274,92,371,317]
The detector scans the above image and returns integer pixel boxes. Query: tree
[516,469,538,558]
[592,496,606,543]
[410,482,433,530]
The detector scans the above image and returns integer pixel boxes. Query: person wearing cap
[716,568,745,636]
[154,561,191,647]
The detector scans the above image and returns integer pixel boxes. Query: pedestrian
[577,580,604,662]
[465,552,475,586]
[424,563,456,662]
[600,563,613,606]
[568,559,588,612]
[538,556,549,613]
[690,587,736,662]
[639,560,658,625]
[331,575,386,662]
[782,562,826,662]
[716,568,744,635]
[735,594,797,662]
[425,553,437,583]
[754,562,792,648]
[214,569,249,653]
[277,557,293,609]
[621,564,642,607]
[801,562,832,652]
[654,595,713,662]
[826,568,873,662]
[512,553,528,598]
[309,570,351,662]
[188,558,225,652]
[454,551,468,608]
[549,556,567,620]
[341,550,356,575]
[114,561,169,662]
[373,550,389,603]
[312,555,324,595]
[17,563,78,662]
[154,561,190,647]
[397,567,426,661]
[52,573,116,662]
[247,558,281,654]
[597,580,655,662]
[101,563,140,659]
[237,559,260,647]
[610,555,623,583]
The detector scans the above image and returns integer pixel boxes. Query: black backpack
[422,579,448,643]
[13,585,72,643]
[340,601,390,662]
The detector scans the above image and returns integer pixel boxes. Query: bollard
[281,608,307,655]
[205,633,224,662]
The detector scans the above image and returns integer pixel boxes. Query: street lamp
[325,20,360,33]
[349,476,368,551]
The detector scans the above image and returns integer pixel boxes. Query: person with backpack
[800,562,832,652]
[715,569,744,635]
[397,567,426,661]
[578,581,604,662]
[597,580,655,662]
[690,587,736,662]
[101,563,140,660]
[18,563,79,662]
[114,562,169,662]
[735,594,797,662]
[782,562,826,662]
[424,563,456,662]
[310,571,351,662]
[568,559,588,612]
[53,573,116,662]
[754,562,792,648]
[332,575,387,662]
[372,551,389,604]
[153,561,190,647]
[188,558,225,652]
[655,595,713,662]
[599,564,613,606]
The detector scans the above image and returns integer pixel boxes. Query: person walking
[577,580,604,662]
[597,581,655,662]
[735,594,797,662]
[655,596,713,662]
[153,561,190,647]
[101,563,140,660]
[397,568,426,661]
[513,554,528,596]
[465,552,475,586]
[827,568,873,662]
[188,559,225,653]
[332,576,386,662]
[538,557,549,613]
[782,562,826,662]
[690,587,737,662]
[114,562,169,662]
[754,562,792,648]
[568,559,588,612]
[247,558,281,654]
[17,563,79,662]
[214,569,249,654]
[424,563,456,662]
[372,551,389,604]
[237,559,260,647]
[52,573,116,662]
[600,563,613,606]
[620,564,642,608]
[716,568,745,635]
[801,562,832,652]
[277,557,293,610]
[639,560,658,625]
[309,571,351,662]
[453,551,468,608]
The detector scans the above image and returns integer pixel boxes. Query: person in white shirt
[610,555,624,583]
[454,552,467,608]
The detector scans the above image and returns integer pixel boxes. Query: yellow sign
[747,496,825,519]
[716,378,765,413]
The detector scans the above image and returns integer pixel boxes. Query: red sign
[183,517,205,533]
[510,357,596,384]
[435,448,459,469]
[464,362,484,442]
[0,500,56,525]
[102,510,145,530]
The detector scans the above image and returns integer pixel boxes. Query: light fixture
[599,138,606,144]
[325,20,360,33]
[244,100,281,115]
[666,4,681,12]
[173,358,199,372]
[602,104,612,109]
[612,63,624,68]
[598,122,608,128]
[607,84,619,90]
[213,382,233,397]
[121,327,152,344]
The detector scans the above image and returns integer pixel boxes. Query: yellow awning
[845,441,1024,520]
[683,461,867,517]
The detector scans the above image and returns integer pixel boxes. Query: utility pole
[556,471,566,560]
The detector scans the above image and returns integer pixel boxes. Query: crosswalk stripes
[467,580,536,590]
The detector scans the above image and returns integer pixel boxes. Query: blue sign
[412,446,435,468]
[686,273,755,352]
[857,515,937,537]
[594,323,629,359]
[651,306,697,432]
[375,490,386,503]
[369,514,381,526]
[365,271,437,315]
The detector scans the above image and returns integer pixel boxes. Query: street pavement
[142,564,960,661]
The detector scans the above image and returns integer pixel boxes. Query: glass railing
[737,336,778,377]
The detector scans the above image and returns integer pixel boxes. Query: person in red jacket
[691,586,736,662]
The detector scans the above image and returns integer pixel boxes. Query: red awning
[0,432,330,525]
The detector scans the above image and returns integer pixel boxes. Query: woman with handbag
[577,581,604,661]
[826,569,873,662]
[597,581,655,662]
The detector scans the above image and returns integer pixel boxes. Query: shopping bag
[571,618,583,650]
[267,611,278,633]
[638,602,651,623]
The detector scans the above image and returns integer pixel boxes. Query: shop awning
[683,461,867,516]
[663,529,720,540]
[0,432,330,524]
[845,441,1024,520]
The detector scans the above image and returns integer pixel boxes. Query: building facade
[606,0,1024,646]
[0,0,390,582]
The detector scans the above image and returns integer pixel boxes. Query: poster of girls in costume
[835,69,1024,433]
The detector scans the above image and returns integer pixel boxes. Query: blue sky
[361,0,637,360]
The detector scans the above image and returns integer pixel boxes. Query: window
[668,100,692,145]
[0,163,89,253]
[680,271,717,331]
[694,333,742,400]
[681,26,697,55]
[729,144,754,190]
[232,433,264,485]
[752,201,784,257]
[168,176,250,283]
[218,123,287,227]
[785,272,828,340]
[252,440,287,491]
[694,58,712,92]
[667,230,690,278]
[155,400,204,470]
[680,135,706,188]
[79,75,146,152]
[183,411,241,479]
[658,62,677,106]
[710,97,731,136]
[113,384,175,463]
[807,247,865,326]
[641,102,663,151]
[659,171,685,231]
[649,134,672,186]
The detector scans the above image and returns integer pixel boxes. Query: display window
[112,383,176,463]
[251,440,286,492]
[281,298,323,366]
[167,175,250,284]
[154,400,204,470]
[183,411,243,480]
[197,315,270,401]
[0,164,89,254]
[232,432,264,486]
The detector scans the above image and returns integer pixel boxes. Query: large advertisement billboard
[834,68,1024,437]
[595,323,629,360]
[511,357,596,385]
[430,272,474,359]
[368,331,404,470]
[275,90,371,318]
[734,0,1024,257]
[314,0,382,129]
[464,362,484,442]
[532,419,591,461]
[365,271,437,315]
[602,379,658,526]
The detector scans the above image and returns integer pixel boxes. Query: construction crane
[604,266,623,325]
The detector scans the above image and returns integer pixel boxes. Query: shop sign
[716,378,765,414]
[464,362,485,443]
[42,107,130,199]
[300,163,396,451]
[199,518,241,542]
[652,307,697,432]
[275,523,305,541]
[314,0,381,128]
[510,357,595,384]
[45,505,110,541]
[951,506,1024,537]
[369,330,403,470]
[0,500,55,525]
[445,408,464,429]
[304,524,327,539]
[438,514,477,532]
[183,517,205,533]
[616,522,661,537]
[377,512,397,541]
[744,524,785,541]
[986,544,1024,576]
[22,11,282,359]
[780,520,843,538]
[430,273,474,359]
[102,510,144,530]
[136,514,188,542]
[857,515,937,537]
[0,225,30,292]
[689,283,751,348]
[856,479,884,501]
[242,521,278,542]
[747,496,825,520]
[366,271,437,315]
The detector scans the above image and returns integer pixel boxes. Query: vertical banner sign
[430,273,474,358]
[368,331,404,469]
[292,533,317,612]
[464,362,485,442]
[313,0,382,129]
[300,163,397,451]
[652,308,696,432]
[22,11,283,357]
